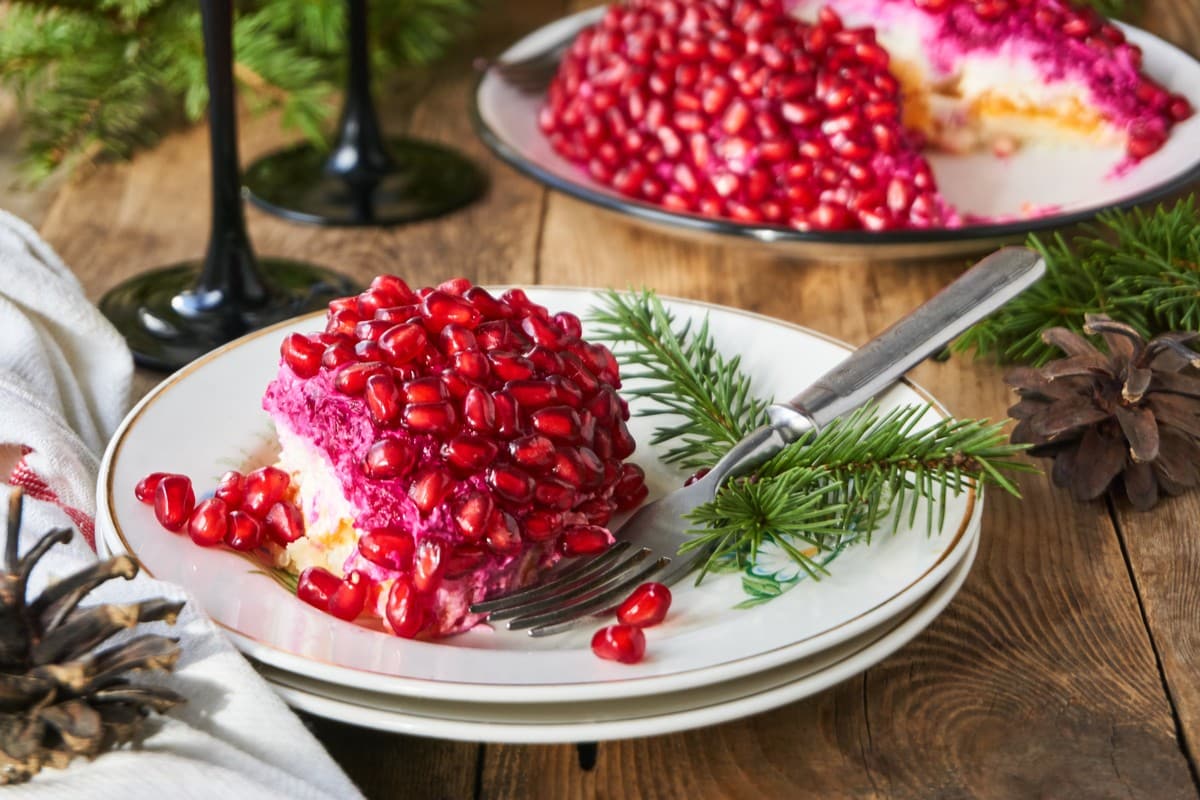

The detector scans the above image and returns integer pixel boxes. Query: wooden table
[14,1,1200,796]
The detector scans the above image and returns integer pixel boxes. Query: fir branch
[955,197,1200,366]
[589,289,771,470]
[593,290,1031,584]
[682,404,1030,581]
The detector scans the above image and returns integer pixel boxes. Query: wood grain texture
[23,0,1200,797]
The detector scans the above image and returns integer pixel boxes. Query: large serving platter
[473,9,1200,260]
[99,289,980,704]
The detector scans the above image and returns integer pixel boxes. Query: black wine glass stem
[195,0,267,309]
[326,0,394,181]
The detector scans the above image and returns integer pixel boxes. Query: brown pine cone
[1006,315,1200,511]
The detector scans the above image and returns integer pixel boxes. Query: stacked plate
[97,289,982,743]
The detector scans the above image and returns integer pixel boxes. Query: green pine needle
[590,291,1031,585]
[590,289,771,471]
[955,196,1200,366]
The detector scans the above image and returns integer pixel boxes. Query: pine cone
[0,491,185,784]
[1006,315,1200,511]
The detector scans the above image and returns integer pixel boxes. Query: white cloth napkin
[0,210,364,800]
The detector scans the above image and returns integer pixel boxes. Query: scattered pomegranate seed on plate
[592,624,648,664]
[617,582,673,628]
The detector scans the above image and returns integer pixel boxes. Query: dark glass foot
[99,260,357,371]
[243,138,486,227]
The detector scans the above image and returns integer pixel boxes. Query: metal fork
[471,247,1046,636]
[480,7,605,94]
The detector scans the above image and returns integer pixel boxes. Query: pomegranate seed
[135,472,170,504]
[403,401,457,434]
[363,438,415,480]
[437,277,472,296]
[548,375,584,408]
[152,474,194,532]
[413,539,445,593]
[486,511,523,554]
[463,386,497,432]
[487,465,535,504]
[554,312,583,341]
[327,296,358,316]
[242,466,290,517]
[370,275,418,305]
[488,351,536,381]
[475,320,513,350]
[612,422,637,459]
[298,567,341,611]
[560,524,612,556]
[493,391,520,437]
[617,582,672,628]
[365,373,403,425]
[402,375,449,404]
[453,350,490,382]
[323,339,358,370]
[328,571,369,621]
[509,434,556,469]
[281,333,325,378]
[439,324,477,355]
[444,544,488,578]
[408,467,456,514]
[591,624,646,664]
[505,380,558,408]
[612,463,650,511]
[187,498,228,547]
[263,500,304,544]
[520,314,563,349]
[385,575,426,638]
[577,498,614,526]
[535,480,577,511]
[442,434,500,472]
[522,510,564,542]
[464,286,510,320]
[379,322,428,365]
[225,511,264,551]
[359,529,416,570]
[532,406,581,441]
[423,290,483,330]
[525,346,565,375]
[453,492,495,540]
[325,309,360,338]
[355,319,393,342]
[334,361,387,395]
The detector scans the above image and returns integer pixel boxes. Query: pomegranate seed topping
[242,466,290,517]
[525,345,564,375]
[298,567,341,611]
[591,624,646,664]
[334,361,387,395]
[328,571,369,621]
[532,406,582,441]
[444,544,488,578]
[453,492,495,540]
[488,351,535,381]
[522,510,564,542]
[281,333,325,378]
[153,474,195,532]
[554,312,583,341]
[463,386,497,432]
[492,391,520,437]
[403,376,449,404]
[365,373,403,425]
[408,467,456,514]
[509,434,557,470]
[187,498,228,547]
[263,500,304,544]
[225,511,264,551]
[363,438,415,480]
[322,339,358,370]
[612,422,637,459]
[577,497,615,527]
[442,434,500,472]
[385,575,426,638]
[325,309,360,338]
[135,472,170,504]
[617,582,672,628]
[413,539,445,593]
[403,401,457,434]
[464,286,511,320]
[453,350,490,382]
[437,277,472,296]
[485,511,523,554]
[520,314,563,349]
[359,529,416,570]
[423,290,483,330]
[370,275,418,305]
[355,319,393,342]
[560,524,612,556]
[486,465,535,504]
[379,322,428,365]
[612,463,650,511]
[439,324,477,355]
[505,379,558,409]
[535,480,577,510]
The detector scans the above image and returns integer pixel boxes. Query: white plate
[473,9,1200,261]
[257,532,977,742]
[98,289,980,704]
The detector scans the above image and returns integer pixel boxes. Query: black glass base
[243,137,486,227]
[99,260,357,372]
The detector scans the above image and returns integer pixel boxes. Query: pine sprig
[590,289,770,470]
[590,291,1031,584]
[0,0,479,180]
[955,197,1200,366]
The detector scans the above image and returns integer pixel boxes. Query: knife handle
[768,246,1045,436]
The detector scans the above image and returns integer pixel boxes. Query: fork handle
[767,246,1045,436]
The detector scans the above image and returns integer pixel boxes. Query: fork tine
[469,541,633,615]
[509,556,671,635]
[484,547,653,623]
